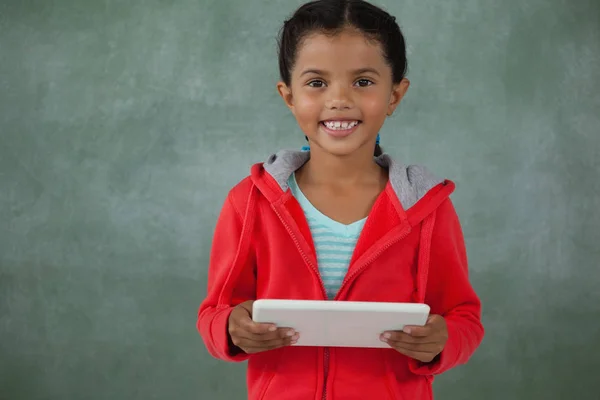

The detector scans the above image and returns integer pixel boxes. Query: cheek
[293,94,322,124]
[359,94,390,118]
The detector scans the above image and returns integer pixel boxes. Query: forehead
[293,29,388,74]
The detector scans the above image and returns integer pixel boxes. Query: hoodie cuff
[211,306,251,362]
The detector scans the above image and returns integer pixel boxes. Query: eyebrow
[300,68,381,77]
[353,68,381,76]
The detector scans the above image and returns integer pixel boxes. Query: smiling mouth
[319,120,362,138]
[320,120,362,130]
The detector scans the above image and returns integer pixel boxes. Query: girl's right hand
[228,300,299,354]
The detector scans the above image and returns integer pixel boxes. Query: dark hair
[278,0,407,157]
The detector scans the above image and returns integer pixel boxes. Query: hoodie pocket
[384,358,404,400]
[247,349,283,400]
[257,347,320,400]
[384,352,433,400]
[327,348,397,400]
[258,372,277,400]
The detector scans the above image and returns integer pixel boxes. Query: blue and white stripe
[288,175,366,299]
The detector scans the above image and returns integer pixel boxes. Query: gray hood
[261,150,445,211]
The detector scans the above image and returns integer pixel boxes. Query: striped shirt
[288,173,366,299]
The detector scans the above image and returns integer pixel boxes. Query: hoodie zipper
[322,348,329,400]
[322,228,411,399]
[271,205,328,299]
[335,225,412,300]
[272,205,332,399]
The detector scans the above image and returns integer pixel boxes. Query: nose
[325,84,353,110]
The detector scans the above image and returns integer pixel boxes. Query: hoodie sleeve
[196,190,256,362]
[409,198,484,376]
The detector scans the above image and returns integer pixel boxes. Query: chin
[312,140,369,157]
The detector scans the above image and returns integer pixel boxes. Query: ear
[277,81,295,113]
[387,78,410,116]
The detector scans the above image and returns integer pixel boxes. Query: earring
[301,135,310,152]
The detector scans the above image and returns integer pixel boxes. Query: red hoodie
[198,151,484,400]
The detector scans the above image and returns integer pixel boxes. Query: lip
[319,121,362,138]
[321,117,361,122]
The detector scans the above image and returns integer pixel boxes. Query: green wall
[1,0,599,398]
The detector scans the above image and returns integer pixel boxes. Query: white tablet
[252,299,430,348]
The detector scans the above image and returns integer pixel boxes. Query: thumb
[239,300,254,316]
[230,301,253,326]
[426,314,446,328]
[236,301,277,333]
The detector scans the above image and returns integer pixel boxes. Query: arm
[196,192,256,362]
[409,199,484,375]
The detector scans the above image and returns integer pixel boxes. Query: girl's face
[278,28,409,158]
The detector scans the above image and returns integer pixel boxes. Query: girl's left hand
[380,315,448,363]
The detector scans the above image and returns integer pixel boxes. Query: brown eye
[355,79,374,87]
[308,80,326,88]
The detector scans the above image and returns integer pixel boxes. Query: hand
[228,300,299,354]
[380,315,448,363]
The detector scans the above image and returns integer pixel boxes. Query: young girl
[197,0,484,398]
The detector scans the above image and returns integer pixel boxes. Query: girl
[197,0,484,399]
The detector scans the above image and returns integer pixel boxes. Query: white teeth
[324,121,359,130]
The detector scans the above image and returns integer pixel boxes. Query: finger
[235,333,299,353]
[246,341,296,354]
[387,340,442,354]
[391,346,437,363]
[380,331,436,344]
[402,314,443,337]
[229,319,272,342]
[232,304,279,335]
[400,325,432,337]
[235,337,292,351]
[234,326,297,343]
[238,314,278,335]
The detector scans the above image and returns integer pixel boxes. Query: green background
[1,0,599,398]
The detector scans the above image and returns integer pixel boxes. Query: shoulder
[378,154,447,210]
[224,176,255,218]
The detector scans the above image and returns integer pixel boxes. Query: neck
[299,146,383,186]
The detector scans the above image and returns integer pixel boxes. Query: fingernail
[268,326,277,332]
[286,330,296,337]
[403,327,412,335]
[383,333,391,339]
[292,334,299,341]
